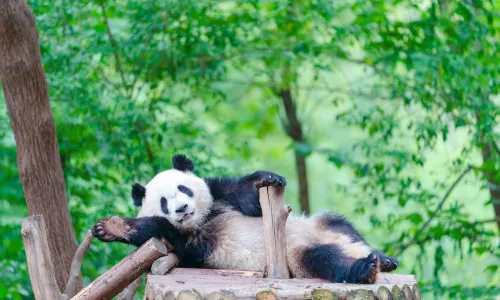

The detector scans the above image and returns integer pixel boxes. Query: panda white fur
[92,154,398,283]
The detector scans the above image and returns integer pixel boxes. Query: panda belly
[204,211,267,271]
[202,211,372,276]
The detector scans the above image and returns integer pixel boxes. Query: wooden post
[258,185,291,279]
[71,237,167,300]
[21,215,62,300]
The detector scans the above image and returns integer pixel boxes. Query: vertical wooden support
[258,185,291,279]
[71,237,167,300]
[21,215,62,300]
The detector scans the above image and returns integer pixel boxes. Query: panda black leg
[348,252,380,284]
[373,250,399,272]
[302,244,379,284]
[212,171,287,217]
[239,170,287,189]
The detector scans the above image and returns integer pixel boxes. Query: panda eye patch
[177,185,193,197]
[160,197,169,214]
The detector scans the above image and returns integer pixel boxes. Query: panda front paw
[92,216,132,242]
[379,255,399,272]
[254,171,287,189]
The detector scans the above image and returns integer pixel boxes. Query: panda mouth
[179,211,195,223]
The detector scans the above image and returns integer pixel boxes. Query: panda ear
[172,154,195,172]
[131,183,146,207]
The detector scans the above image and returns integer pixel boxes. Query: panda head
[131,154,213,231]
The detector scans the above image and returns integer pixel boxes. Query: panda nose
[175,204,188,213]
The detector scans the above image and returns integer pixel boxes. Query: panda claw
[379,255,399,272]
[255,172,287,189]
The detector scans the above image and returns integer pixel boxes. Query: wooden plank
[258,185,291,279]
[147,273,417,299]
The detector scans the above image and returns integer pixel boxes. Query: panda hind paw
[379,255,399,272]
[255,172,287,189]
[349,252,380,284]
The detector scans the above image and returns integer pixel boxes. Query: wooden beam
[21,215,62,300]
[258,185,291,279]
[71,238,167,300]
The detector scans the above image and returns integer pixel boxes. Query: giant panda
[92,154,398,284]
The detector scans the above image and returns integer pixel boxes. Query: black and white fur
[92,154,398,284]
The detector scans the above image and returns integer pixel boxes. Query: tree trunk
[475,110,500,232]
[480,143,500,232]
[0,0,78,291]
[278,89,310,214]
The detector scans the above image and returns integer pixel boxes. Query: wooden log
[376,286,393,300]
[204,290,237,300]
[402,285,413,299]
[258,185,291,279]
[311,289,334,300]
[412,284,421,300]
[117,277,142,300]
[177,289,201,300]
[256,290,278,300]
[151,253,179,275]
[71,238,167,300]
[392,286,403,300]
[22,215,62,300]
[63,230,94,300]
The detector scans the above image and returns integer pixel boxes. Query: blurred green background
[1,0,499,299]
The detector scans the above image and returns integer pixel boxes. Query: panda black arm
[92,216,187,250]
[92,216,217,268]
[205,171,286,217]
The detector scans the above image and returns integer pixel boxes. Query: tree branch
[135,120,157,173]
[63,230,94,300]
[395,165,473,255]
[476,217,500,224]
[117,277,142,300]
[97,0,130,97]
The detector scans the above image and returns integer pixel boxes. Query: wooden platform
[145,268,420,300]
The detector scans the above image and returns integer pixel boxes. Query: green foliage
[0,0,499,299]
